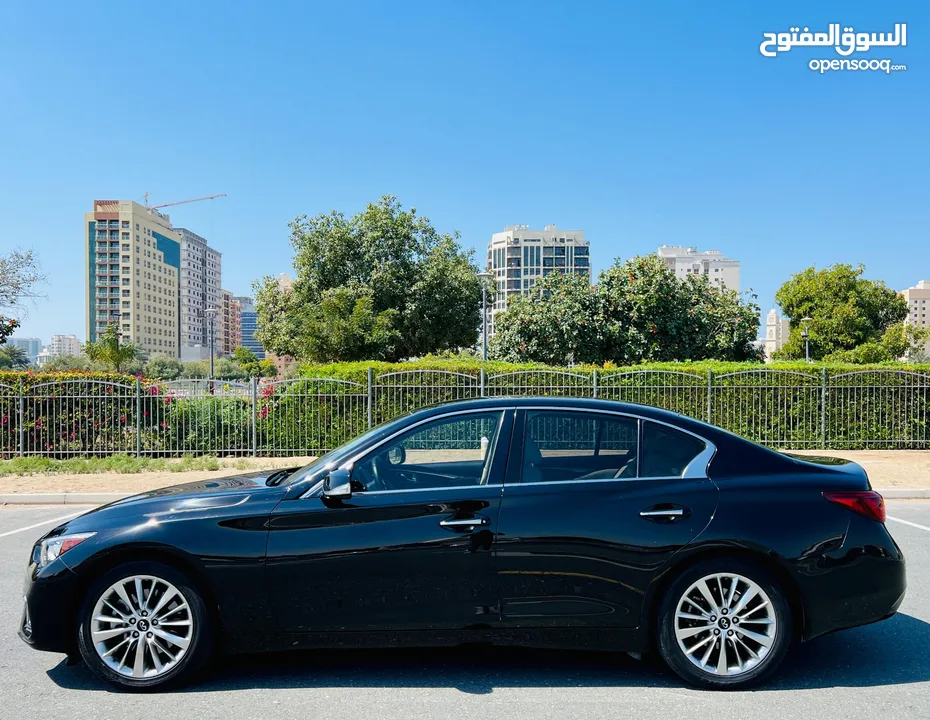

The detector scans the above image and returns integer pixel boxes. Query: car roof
[410,396,699,424]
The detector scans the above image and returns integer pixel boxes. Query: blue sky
[1,0,926,343]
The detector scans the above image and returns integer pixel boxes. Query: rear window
[641,421,706,478]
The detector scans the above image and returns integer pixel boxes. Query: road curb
[0,488,928,505]
[876,488,930,500]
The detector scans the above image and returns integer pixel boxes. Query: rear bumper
[799,517,906,641]
[18,559,81,654]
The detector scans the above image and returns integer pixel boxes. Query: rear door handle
[640,505,691,522]
[439,516,490,531]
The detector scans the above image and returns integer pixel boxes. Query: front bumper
[18,558,81,654]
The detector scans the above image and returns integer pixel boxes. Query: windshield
[280,413,415,487]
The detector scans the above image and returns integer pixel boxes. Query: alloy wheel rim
[674,572,777,677]
[90,574,193,678]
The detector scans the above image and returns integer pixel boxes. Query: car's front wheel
[656,559,792,689]
[76,560,213,690]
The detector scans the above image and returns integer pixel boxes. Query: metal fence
[2,367,930,457]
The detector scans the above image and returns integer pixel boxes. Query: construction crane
[141,192,227,210]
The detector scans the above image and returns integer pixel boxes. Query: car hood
[63,470,295,528]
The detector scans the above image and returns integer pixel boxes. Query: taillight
[823,490,886,523]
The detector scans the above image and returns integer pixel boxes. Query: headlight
[39,533,95,567]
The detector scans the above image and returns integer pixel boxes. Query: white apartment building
[657,246,740,291]
[485,225,590,334]
[49,334,82,356]
[35,334,82,367]
[763,309,791,362]
[84,200,180,358]
[902,281,930,357]
[177,228,222,359]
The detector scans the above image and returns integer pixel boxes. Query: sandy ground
[785,450,930,488]
[0,450,927,494]
[0,456,315,494]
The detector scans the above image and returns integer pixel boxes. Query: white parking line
[0,511,83,539]
[887,516,930,533]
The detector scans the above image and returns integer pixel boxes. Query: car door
[265,408,512,633]
[495,408,718,629]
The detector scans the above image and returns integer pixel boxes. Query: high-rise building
[902,281,930,357]
[485,225,590,334]
[7,337,42,364]
[657,246,740,291]
[220,290,241,356]
[84,200,180,357]
[764,309,791,362]
[235,296,264,359]
[177,228,222,359]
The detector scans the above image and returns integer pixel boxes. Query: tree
[490,255,761,365]
[0,344,29,369]
[83,325,139,372]
[143,354,184,380]
[774,264,907,361]
[0,249,43,344]
[254,196,481,361]
[824,322,930,363]
[39,354,99,372]
[232,346,277,378]
[490,272,603,365]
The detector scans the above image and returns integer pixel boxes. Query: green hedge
[2,361,930,456]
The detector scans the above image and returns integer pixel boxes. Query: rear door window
[641,421,707,478]
[522,411,639,483]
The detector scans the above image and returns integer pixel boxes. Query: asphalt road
[1,502,928,720]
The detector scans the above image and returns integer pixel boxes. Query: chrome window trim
[299,407,513,499]
[521,406,716,480]
[343,484,504,497]
[518,476,700,488]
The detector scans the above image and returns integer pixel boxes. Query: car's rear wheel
[76,561,213,691]
[656,559,792,689]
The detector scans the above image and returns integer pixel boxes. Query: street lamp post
[476,272,492,361]
[204,307,219,378]
[801,316,813,363]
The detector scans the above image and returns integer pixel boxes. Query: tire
[76,560,213,691]
[656,558,793,690]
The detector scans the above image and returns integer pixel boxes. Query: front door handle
[639,504,691,522]
[439,516,490,531]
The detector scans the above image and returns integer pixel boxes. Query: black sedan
[19,397,905,690]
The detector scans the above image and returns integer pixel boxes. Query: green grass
[0,454,221,476]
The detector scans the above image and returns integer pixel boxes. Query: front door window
[351,411,504,492]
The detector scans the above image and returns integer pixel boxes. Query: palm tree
[0,344,29,369]
[83,324,138,373]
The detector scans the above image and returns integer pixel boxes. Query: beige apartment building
[657,246,740,291]
[902,281,930,357]
[220,290,242,356]
[84,200,180,357]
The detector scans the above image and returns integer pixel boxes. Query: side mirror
[322,467,353,500]
[387,445,406,465]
